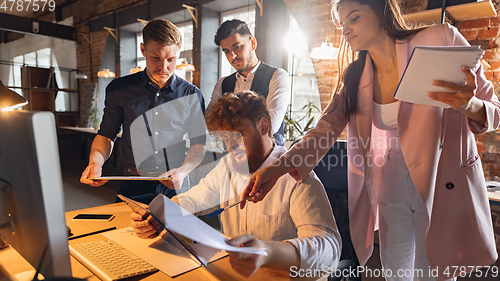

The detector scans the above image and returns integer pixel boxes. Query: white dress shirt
[209,62,290,135]
[176,145,340,270]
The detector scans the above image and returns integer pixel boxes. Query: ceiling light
[97,69,116,78]
[75,70,88,79]
[130,66,143,74]
[310,42,338,60]
[175,60,195,72]
[0,80,28,111]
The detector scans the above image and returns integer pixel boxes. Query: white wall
[0,17,77,84]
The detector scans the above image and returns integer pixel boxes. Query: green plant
[90,107,100,124]
[284,101,321,141]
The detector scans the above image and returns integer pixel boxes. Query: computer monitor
[0,111,72,278]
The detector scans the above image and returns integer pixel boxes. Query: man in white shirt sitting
[210,19,290,146]
[131,91,340,277]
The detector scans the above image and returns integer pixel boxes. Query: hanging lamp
[130,66,143,74]
[310,24,338,60]
[75,70,88,79]
[176,60,195,72]
[97,69,116,78]
[310,42,338,60]
[0,80,28,111]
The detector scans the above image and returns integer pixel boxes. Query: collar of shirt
[140,68,178,94]
[256,144,285,172]
[235,61,261,81]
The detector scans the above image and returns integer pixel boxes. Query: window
[219,5,256,79]
[8,48,78,112]
[176,21,194,82]
[285,16,321,133]
[136,33,146,70]
[9,55,24,90]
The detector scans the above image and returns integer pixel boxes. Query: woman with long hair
[243,0,499,280]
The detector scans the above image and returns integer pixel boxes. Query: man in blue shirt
[80,19,206,204]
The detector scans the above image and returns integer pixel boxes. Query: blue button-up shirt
[98,70,206,173]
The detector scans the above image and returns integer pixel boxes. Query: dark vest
[221,62,285,146]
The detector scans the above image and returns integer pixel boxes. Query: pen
[206,195,255,218]
[68,226,117,241]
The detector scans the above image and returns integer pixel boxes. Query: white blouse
[373,100,399,130]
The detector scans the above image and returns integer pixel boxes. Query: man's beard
[229,135,265,175]
[246,134,265,174]
[234,57,251,75]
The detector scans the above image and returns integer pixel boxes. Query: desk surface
[66,203,318,280]
[59,126,99,134]
[58,126,123,138]
[0,203,324,281]
[488,191,500,203]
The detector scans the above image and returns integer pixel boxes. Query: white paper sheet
[89,176,170,181]
[148,194,267,256]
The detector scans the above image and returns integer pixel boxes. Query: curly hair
[205,91,272,137]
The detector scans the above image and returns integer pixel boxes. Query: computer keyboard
[69,239,158,281]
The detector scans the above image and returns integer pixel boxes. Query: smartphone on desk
[72,214,115,221]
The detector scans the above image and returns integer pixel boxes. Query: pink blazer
[286,23,499,280]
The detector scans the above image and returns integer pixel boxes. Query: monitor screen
[0,111,72,278]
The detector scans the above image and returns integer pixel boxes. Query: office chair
[290,139,361,281]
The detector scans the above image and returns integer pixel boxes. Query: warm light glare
[284,31,307,55]
[310,42,338,60]
[175,60,195,72]
[97,69,116,78]
[0,80,28,111]
[130,66,143,74]
[2,101,28,112]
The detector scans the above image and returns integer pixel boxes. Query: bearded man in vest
[209,19,290,146]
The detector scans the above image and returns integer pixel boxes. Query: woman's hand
[240,166,278,208]
[428,66,486,124]
[240,156,293,208]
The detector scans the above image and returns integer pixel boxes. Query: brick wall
[283,0,339,110]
